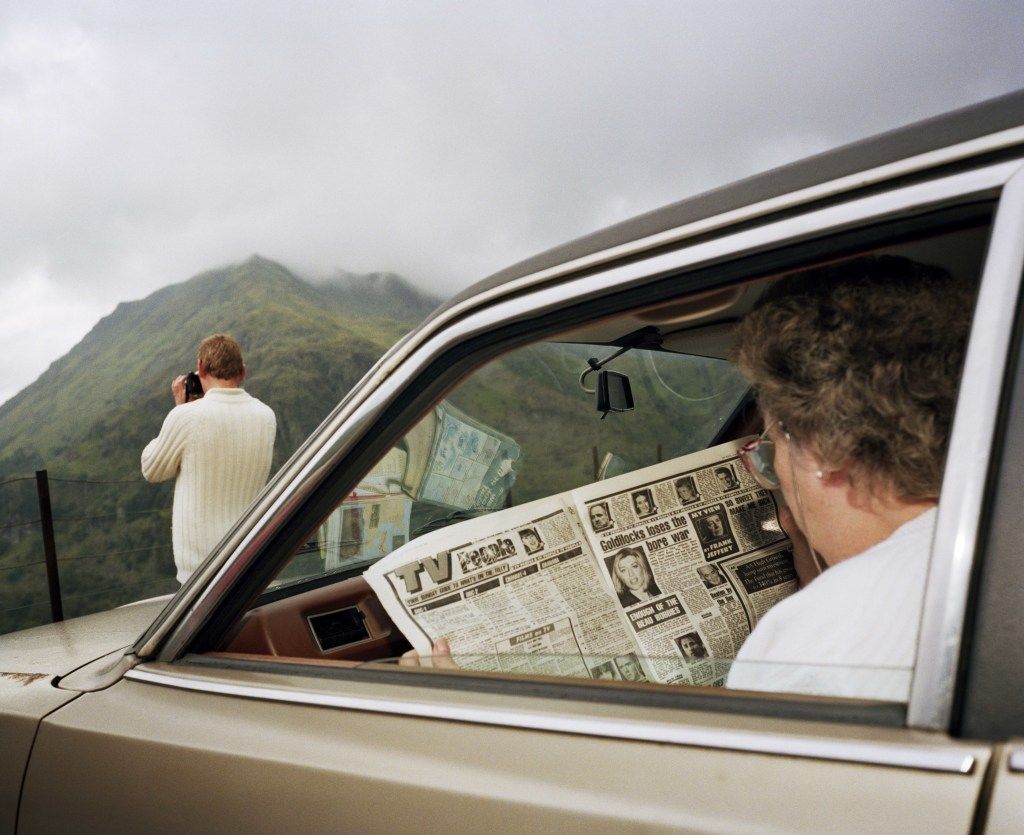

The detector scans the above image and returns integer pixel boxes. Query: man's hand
[779,506,821,588]
[171,375,187,406]
[399,637,459,669]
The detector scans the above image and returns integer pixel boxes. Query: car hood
[0,595,171,683]
[0,596,171,828]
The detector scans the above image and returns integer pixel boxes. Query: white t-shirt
[726,507,937,701]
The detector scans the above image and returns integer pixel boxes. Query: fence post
[35,470,63,623]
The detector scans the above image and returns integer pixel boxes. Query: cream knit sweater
[141,388,276,583]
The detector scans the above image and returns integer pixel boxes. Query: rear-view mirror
[597,370,634,417]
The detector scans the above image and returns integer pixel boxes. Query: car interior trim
[306,607,371,654]
[908,162,1024,731]
[124,666,978,775]
[151,162,1012,669]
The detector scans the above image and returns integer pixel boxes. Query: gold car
[5,89,1024,832]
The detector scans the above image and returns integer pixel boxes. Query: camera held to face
[184,371,203,402]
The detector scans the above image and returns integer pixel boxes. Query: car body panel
[986,746,1024,833]
[0,596,170,829]
[954,255,1024,741]
[0,677,77,833]
[0,596,168,682]
[21,669,989,833]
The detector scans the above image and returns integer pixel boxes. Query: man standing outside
[142,335,276,584]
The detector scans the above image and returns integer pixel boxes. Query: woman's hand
[399,637,459,669]
[779,506,821,588]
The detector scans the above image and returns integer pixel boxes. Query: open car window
[222,217,990,712]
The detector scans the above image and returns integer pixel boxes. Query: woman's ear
[816,467,846,485]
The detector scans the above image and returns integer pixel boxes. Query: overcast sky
[2,1,1023,405]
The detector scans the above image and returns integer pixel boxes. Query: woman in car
[728,254,973,700]
[406,255,971,696]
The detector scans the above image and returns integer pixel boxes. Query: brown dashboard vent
[307,606,371,653]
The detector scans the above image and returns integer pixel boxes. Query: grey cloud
[1,0,1023,401]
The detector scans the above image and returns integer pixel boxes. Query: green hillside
[0,255,743,636]
[0,256,440,633]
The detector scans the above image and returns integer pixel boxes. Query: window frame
[135,159,1022,741]
[913,161,1024,736]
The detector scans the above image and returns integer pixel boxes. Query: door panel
[983,745,1024,833]
[20,670,989,833]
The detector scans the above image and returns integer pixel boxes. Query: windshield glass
[274,342,748,589]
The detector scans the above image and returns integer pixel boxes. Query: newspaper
[401,401,520,512]
[317,401,520,571]
[364,438,796,686]
[318,448,413,570]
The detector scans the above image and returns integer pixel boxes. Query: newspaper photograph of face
[606,546,662,607]
[631,488,657,519]
[675,632,709,661]
[588,501,614,532]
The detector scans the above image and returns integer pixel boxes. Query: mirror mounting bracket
[579,346,631,393]
[578,326,662,394]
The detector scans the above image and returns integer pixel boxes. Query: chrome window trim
[124,666,978,775]
[151,159,1017,665]
[909,162,1024,730]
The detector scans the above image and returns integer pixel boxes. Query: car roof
[438,88,1024,316]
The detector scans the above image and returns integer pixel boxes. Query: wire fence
[0,578,173,616]
[0,476,36,487]
[0,471,178,634]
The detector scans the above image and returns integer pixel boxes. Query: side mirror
[597,370,634,417]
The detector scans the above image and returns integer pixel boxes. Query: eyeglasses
[739,420,787,490]
[740,420,827,576]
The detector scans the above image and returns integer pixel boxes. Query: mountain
[0,255,735,636]
[0,256,441,633]
[0,256,440,475]
[313,269,445,322]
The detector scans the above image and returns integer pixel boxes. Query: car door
[19,147,1024,832]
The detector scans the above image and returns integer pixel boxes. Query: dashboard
[223,577,410,662]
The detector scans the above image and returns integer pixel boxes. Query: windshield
[273,341,748,589]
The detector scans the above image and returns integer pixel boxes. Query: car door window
[221,217,990,713]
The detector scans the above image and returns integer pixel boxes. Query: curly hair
[732,255,974,500]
